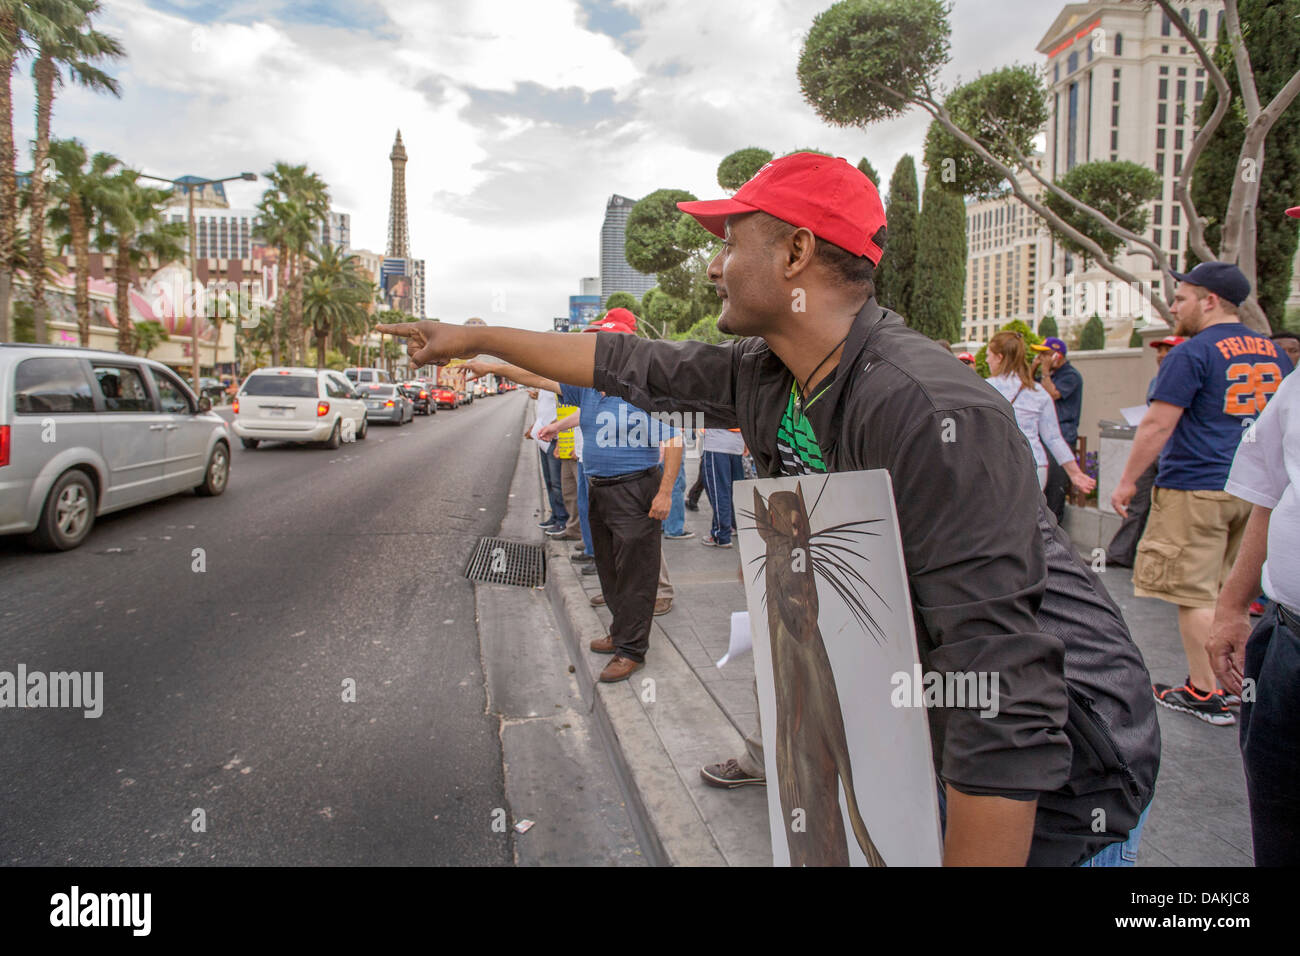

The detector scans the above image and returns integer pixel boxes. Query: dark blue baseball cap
[1169,261,1251,306]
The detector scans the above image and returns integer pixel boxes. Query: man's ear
[784,227,817,279]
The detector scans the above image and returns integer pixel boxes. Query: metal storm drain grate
[464,537,547,588]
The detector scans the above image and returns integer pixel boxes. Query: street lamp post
[139,171,257,391]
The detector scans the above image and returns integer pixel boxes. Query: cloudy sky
[20,0,1061,331]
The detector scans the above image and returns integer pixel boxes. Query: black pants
[588,468,663,662]
[1105,463,1158,567]
[686,472,705,508]
[1241,603,1300,866]
[1045,457,1070,523]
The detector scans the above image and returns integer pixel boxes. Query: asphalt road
[0,392,527,865]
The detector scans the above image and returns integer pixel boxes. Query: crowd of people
[376,160,1300,867]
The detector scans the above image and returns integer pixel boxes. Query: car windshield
[364,385,396,397]
[242,375,318,397]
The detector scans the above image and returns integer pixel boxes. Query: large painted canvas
[735,470,943,867]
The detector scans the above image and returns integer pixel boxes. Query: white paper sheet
[716,611,752,668]
[1120,405,1148,427]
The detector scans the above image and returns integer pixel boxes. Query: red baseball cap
[1149,335,1186,349]
[677,153,887,264]
[1288,206,1300,218]
[957,352,975,363]
[584,307,637,334]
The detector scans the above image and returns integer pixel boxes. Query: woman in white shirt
[985,331,1096,495]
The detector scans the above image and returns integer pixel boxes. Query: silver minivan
[0,344,231,550]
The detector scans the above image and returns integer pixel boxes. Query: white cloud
[23,0,1055,332]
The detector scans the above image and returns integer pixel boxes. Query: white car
[232,368,367,449]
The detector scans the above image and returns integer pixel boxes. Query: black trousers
[1241,603,1300,866]
[686,472,705,508]
[588,468,663,662]
[1105,462,1158,567]
[1045,457,1070,523]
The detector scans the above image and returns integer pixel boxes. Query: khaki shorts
[1133,487,1252,609]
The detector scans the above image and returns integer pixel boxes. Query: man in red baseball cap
[377,152,1158,866]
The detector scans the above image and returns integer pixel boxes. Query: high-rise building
[388,130,410,259]
[600,194,657,305]
[1037,0,1226,340]
[164,205,350,260]
[962,153,1052,345]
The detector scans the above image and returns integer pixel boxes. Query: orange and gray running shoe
[1153,681,1235,726]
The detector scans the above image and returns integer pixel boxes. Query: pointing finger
[375,323,417,336]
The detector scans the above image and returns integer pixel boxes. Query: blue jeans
[936,783,1151,866]
[663,465,686,536]
[702,451,744,544]
[1240,603,1300,866]
[577,460,593,555]
[1077,803,1150,867]
[540,445,567,527]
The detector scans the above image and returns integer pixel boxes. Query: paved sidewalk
[549,450,1257,867]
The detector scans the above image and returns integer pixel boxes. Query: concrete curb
[544,537,743,867]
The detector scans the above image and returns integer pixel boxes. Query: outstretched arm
[376,321,597,389]
[465,358,560,394]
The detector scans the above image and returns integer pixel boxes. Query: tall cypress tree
[1188,0,1300,330]
[856,157,880,187]
[876,154,919,318]
[910,166,967,342]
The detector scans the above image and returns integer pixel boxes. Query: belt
[587,465,660,488]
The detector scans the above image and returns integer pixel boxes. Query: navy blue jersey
[1150,323,1293,490]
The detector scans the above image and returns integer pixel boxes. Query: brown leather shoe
[653,598,672,615]
[599,655,644,683]
[590,593,606,607]
[589,635,615,654]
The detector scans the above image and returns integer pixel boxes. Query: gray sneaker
[664,530,695,539]
[700,759,765,789]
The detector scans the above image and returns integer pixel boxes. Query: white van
[0,344,231,550]
[232,367,367,449]
[343,367,391,386]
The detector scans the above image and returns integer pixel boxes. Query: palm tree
[45,137,119,345]
[133,318,166,357]
[303,244,372,369]
[254,162,328,365]
[27,0,122,343]
[0,0,65,340]
[97,171,187,354]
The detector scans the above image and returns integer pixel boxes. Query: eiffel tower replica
[387,130,409,258]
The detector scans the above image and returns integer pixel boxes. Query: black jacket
[593,299,1160,866]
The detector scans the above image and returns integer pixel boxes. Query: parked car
[358,383,414,425]
[0,344,231,551]
[400,381,435,415]
[343,367,391,386]
[198,376,228,402]
[233,367,367,449]
[431,385,457,410]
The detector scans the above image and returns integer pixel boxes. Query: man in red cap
[377,153,1159,866]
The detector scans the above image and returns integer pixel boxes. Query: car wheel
[325,419,342,449]
[357,416,369,440]
[27,469,97,551]
[195,442,230,497]
[241,437,260,450]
